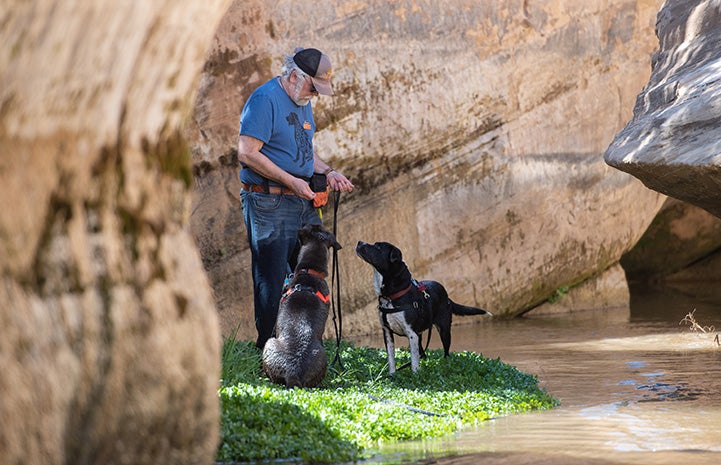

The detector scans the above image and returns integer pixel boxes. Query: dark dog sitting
[262,224,341,388]
[356,241,492,374]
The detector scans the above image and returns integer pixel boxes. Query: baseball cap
[293,48,334,95]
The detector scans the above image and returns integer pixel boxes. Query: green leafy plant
[218,338,558,463]
[548,284,570,303]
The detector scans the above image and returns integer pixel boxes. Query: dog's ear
[297,225,312,244]
[389,247,402,264]
[331,238,342,251]
[321,230,342,250]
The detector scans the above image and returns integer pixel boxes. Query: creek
[347,283,721,465]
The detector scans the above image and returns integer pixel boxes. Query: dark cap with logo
[293,48,334,95]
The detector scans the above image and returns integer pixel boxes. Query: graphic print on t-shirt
[285,112,313,167]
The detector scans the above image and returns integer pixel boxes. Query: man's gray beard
[291,79,311,106]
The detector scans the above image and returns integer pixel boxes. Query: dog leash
[367,394,446,417]
[328,190,345,371]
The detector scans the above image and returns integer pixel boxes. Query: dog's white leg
[407,329,420,373]
[385,329,396,374]
[382,327,396,374]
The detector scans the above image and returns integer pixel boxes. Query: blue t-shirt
[238,77,316,186]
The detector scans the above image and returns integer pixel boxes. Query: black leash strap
[329,190,344,371]
[367,394,446,417]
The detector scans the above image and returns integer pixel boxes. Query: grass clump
[217,339,558,463]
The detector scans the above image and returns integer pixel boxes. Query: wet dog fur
[356,240,491,374]
[262,224,341,388]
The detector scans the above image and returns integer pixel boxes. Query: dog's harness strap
[378,279,429,313]
[378,297,409,314]
[315,290,331,303]
[281,284,330,304]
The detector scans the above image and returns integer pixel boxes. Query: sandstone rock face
[188,0,666,340]
[1,1,231,464]
[525,264,630,316]
[605,0,721,219]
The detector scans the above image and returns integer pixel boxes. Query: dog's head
[299,224,342,251]
[355,241,404,276]
[294,224,341,274]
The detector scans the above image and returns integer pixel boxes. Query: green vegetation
[548,284,570,303]
[218,338,558,463]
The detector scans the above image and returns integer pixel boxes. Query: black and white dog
[262,224,341,388]
[356,241,491,374]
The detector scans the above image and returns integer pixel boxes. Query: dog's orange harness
[281,285,330,304]
[280,268,330,304]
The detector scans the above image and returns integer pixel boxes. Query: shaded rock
[666,249,721,284]
[0,0,231,463]
[621,197,721,280]
[604,0,721,219]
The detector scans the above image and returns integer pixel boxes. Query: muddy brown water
[345,284,721,465]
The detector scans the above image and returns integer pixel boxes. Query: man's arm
[237,134,316,199]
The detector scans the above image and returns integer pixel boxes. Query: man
[237,47,354,349]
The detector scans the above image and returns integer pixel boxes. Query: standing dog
[356,241,491,374]
[262,224,341,388]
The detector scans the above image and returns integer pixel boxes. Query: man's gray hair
[281,48,308,79]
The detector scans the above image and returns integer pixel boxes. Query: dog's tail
[450,300,492,317]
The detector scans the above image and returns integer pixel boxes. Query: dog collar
[383,279,427,301]
[385,284,412,300]
[297,268,327,279]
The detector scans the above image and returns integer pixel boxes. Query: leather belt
[242,183,296,196]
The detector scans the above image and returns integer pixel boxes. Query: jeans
[240,190,321,349]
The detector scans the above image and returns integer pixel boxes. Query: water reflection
[348,284,721,465]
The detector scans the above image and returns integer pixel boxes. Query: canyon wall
[188,0,666,339]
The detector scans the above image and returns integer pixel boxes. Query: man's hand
[327,171,354,192]
[288,177,317,200]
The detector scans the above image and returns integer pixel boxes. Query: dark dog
[262,224,341,388]
[356,241,491,374]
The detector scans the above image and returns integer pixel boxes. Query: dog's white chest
[372,270,384,295]
[375,270,413,336]
[382,312,411,336]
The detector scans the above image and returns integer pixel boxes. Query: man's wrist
[323,167,335,175]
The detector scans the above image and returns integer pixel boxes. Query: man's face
[290,71,318,106]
